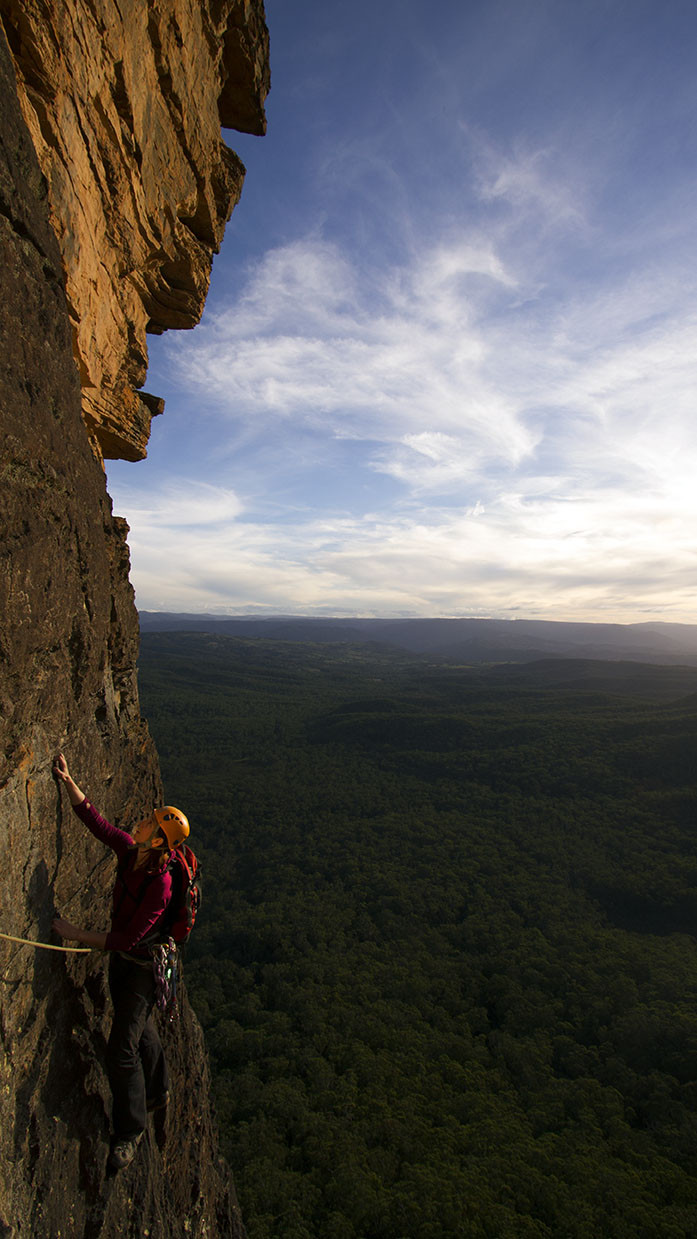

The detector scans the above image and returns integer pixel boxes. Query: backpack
[162,845,201,944]
[117,844,202,950]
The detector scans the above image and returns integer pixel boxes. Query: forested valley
[138,631,697,1239]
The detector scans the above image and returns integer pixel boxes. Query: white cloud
[114,481,244,528]
[473,139,587,231]
[163,236,534,469]
[110,469,697,622]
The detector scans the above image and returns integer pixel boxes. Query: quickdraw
[152,938,179,1021]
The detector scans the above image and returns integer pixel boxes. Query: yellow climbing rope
[0,930,92,953]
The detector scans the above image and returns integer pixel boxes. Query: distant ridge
[138,613,697,666]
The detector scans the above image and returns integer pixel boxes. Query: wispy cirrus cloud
[157,225,697,504]
[472,138,588,233]
[119,482,245,528]
[162,235,532,462]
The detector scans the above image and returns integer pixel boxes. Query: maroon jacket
[75,800,173,954]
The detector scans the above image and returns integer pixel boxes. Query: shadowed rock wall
[0,2,269,1235]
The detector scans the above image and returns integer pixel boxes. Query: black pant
[107,953,169,1138]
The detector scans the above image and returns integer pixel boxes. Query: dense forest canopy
[138,632,697,1239]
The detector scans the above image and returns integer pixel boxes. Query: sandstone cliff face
[1,0,269,462]
[0,2,269,1236]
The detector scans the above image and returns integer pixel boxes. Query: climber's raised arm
[53,753,134,857]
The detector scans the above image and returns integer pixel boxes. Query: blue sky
[106,0,697,621]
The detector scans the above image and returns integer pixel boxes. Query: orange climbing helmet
[153,806,190,849]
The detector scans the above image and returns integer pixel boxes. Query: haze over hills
[138,613,697,666]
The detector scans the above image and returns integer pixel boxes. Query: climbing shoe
[108,1131,143,1171]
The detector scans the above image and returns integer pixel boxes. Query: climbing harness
[0,930,92,953]
[152,937,179,1021]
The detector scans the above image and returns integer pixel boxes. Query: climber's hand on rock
[53,916,80,941]
[52,754,85,806]
[53,753,70,782]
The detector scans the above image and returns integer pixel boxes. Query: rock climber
[51,752,190,1172]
